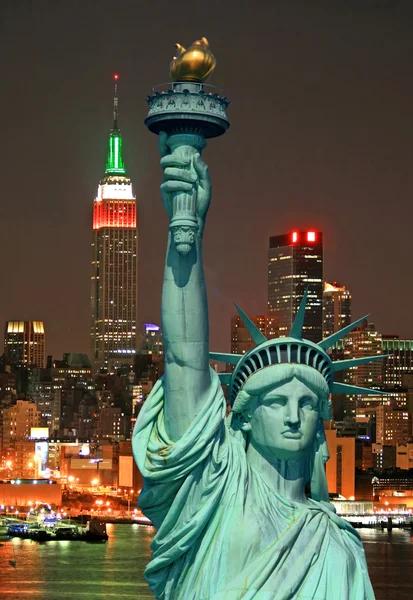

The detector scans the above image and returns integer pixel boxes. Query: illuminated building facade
[268,231,323,343]
[46,353,92,387]
[230,315,278,356]
[96,405,124,441]
[396,443,413,470]
[345,321,383,389]
[341,320,383,419]
[2,400,40,448]
[381,337,413,386]
[90,77,137,372]
[322,282,352,338]
[375,404,410,446]
[141,323,163,359]
[4,320,45,368]
[325,429,355,499]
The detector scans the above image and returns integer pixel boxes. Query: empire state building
[90,75,137,372]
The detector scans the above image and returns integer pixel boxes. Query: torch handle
[167,135,206,255]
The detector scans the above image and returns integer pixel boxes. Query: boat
[84,518,108,542]
[133,515,153,526]
[52,524,82,540]
[6,517,109,542]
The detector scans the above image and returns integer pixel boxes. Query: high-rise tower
[267,231,323,343]
[4,320,45,368]
[322,281,352,338]
[90,76,137,373]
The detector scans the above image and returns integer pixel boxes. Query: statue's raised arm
[159,131,212,441]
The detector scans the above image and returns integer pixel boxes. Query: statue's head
[211,289,388,499]
[231,363,330,461]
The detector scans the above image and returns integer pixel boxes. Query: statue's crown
[170,37,216,83]
[211,289,390,406]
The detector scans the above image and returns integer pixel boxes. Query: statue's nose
[284,401,300,427]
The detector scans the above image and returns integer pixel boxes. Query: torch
[144,38,230,254]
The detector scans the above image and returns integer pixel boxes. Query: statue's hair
[232,363,331,421]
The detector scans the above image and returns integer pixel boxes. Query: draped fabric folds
[132,371,375,600]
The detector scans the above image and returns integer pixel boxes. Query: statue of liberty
[133,39,380,600]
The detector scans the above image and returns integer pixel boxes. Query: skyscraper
[4,321,45,368]
[141,323,164,360]
[268,231,323,343]
[346,320,383,390]
[342,320,383,420]
[230,315,278,356]
[90,76,137,373]
[322,282,352,338]
[381,336,413,386]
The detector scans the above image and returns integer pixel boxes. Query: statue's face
[248,377,320,461]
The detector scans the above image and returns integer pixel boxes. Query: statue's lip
[281,430,302,438]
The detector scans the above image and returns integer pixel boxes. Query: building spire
[105,74,126,176]
[113,73,119,129]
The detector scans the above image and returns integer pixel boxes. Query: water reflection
[1,525,412,599]
[360,529,413,600]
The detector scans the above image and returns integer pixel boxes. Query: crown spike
[234,304,267,346]
[290,287,309,339]
[331,382,387,396]
[332,354,391,372]
[319,314,370,350]
[210,352,242,365]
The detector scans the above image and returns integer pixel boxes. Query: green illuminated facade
[105,129,126,175]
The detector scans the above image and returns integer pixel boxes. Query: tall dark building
[230,315,278,357]
[90,76,138,373]
[381,336,413,386]
[268,231,323,343]
[4,321,45,368]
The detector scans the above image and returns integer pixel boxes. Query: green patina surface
[132,118,377,597]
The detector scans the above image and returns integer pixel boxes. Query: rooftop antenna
[113,73,119,129]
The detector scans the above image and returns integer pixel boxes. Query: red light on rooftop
[113,73,119,80]
[291,231,298,243]
[307,231,316,242]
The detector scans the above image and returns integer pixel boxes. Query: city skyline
[1,2,413,358]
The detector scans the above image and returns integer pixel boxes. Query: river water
[1,524,411,599]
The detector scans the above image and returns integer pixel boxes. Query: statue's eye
[300,396,315,409]
[269,396,287,407]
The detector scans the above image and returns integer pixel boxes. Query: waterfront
[1,524,413,599]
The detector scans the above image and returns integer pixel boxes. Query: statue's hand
[159,132,211,230]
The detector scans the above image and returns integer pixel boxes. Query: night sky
[1,1,413,358]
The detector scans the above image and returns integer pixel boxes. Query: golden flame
[170,37,216,83]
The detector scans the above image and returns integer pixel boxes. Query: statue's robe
[132,372,375,600]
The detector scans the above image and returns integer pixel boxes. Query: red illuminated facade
[268,231,323,343]
[93,200,136,230]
